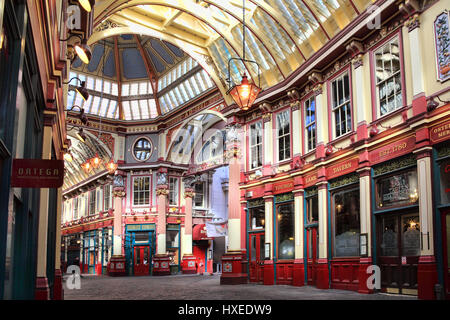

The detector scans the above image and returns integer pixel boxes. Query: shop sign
[11,159,64,188]
[430,120,450,144]
[273,180,294,195]
[369,136,416,165]
[326,158,358,180]
[303,171,318,188]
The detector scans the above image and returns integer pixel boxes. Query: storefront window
[0,25,10,142]
[439,158,450,205]
[248,199,265,230]
[332,188,360,257]
[375,169,418,209]
[277,200,294,260]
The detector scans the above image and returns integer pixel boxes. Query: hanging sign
[11,159,64,188]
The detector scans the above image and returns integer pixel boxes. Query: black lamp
[65,77,90,101]
[60,34,92,64]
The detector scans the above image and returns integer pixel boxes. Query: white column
[294,191,304,260]
[318,183,328,260]
[264,197,274,260]
[292,102,302,156]
[359,169,372,257]
[406,14,425,96]
[353,56,368,125]
[263,114,273,168]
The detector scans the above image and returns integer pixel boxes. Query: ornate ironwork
[329,173,359,189]
[373,154,417,176]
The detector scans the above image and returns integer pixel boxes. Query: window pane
[376,170,418,209]
[277,202,294,260]
[333,188,360,257]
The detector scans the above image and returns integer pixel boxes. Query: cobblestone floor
[63,273,416,300]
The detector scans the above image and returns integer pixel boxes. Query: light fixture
[60,34,92,64]
[74,39,92,65]
[76,128,86,143]
[78,0,95,12]
[64,150,73,162]
[81,160,93,173]
[226,0,261,111]
[427,97,439,112]
[90,153,103,169]
[67,104,89,124]
[106,158,118,175]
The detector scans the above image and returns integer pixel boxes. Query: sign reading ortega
[11,159,64,188]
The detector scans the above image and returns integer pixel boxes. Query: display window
[276,194,294,260]
[439,157,450,205]
[331,187,360,257]
[305,187,318,224]
[375,169,418,210]
[248,198,265,230]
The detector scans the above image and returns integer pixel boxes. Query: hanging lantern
[90,153,103,169]
[81,161,93,173]
[229,74,261,111]
[106,158,118,174]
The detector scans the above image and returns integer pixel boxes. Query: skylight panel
[95,78,103,91]
[83,95,93,112]
[169,90,181,106]
[122,84,130,96]
[147,82,153,94]
[173,86,185,104]
[195,72,207,91]
[103,81,111,94]
[74,93,85,109]
[67,92,76,108]
[183,80,194,98]
[130,83,139,96]
[178,83,189,101]
[201,70,214,88]
[148,99,158,118]
[111,83,118,96]
[107,100,117,118]
[167,92,178,109]
[123,101,132,120]
[86,76,95,90]
[188,76,201,95]
[139,100,149,119]
[99,98,110,117]
[139,82,148,95]
[90,96,101,115]
[159,96,167,113]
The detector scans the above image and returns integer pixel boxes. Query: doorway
[377,212,420,295]
[249,232,265,282]
[442,209,450,299]
[134,246,150,276]
[306,227,319,285]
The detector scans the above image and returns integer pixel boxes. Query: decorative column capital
[352,54,364,69]
[112,173,126,198]
[156,186,169,196]
[262,112,272,123]
[405,13,420,32]
[184,189,195,199]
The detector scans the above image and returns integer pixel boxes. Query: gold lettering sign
[431,121,450,143]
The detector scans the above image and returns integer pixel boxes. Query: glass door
[306,227,318,285]
[377,213,420,295]
[249,233,265,282]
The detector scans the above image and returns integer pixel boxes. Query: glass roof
[92,0,374,94]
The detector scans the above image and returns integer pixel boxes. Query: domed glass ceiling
[68,35,216,120]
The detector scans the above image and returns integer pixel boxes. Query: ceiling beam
[114,36,125,120]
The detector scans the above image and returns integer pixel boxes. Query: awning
[193,224,211,241]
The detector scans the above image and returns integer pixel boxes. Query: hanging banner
[205,222,228,238]
[11,159,64,188]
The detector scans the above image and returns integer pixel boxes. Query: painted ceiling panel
[149,39,175,64]
[122,48,148,79]
[87,45,105,73]
[146,48,166,73]
[103,51,116,78]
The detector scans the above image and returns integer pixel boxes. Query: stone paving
[63,273,417,300]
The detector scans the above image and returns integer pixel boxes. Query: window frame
[248,120,263,171]
[131,136,153,162]
[89,189,96,215]
[275,200,295,261]
[274,108,292,164]
[168,176,180,206]
[303,94,317,154]
[369,31,407,121]
[132,175,152,208]
[193,182,206,208]
[327,67,354,140]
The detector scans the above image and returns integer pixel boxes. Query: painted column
[357,167,373,294]
[291,96,302,167]
[293,188,305,286]
[221,122,247,285]
[405,14,428,116]
[35,123,52,300]
[310,78,327,159]
[262,108,273,176]
[316,180,329,289]
[109,172,126,276]
[415,147,438,299]
[263,194,274,285]
[53,187,64,300]
[181,177,196,274]
[154,169,170,275]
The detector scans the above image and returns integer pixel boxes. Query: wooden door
[306,227,318,285]
[134,246,150,276]
[377,213,420,295]
[249,233,265,282]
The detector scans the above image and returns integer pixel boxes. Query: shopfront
[372,154,420,295]
[247,198,265,283]
[274,192,295,285]
[304,187,319,286]
[328,173,361,291]
[124,224,156,276]
[434,142,450,299]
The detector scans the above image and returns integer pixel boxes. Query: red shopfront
[192,224,213,274]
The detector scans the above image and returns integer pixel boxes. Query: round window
[133,137,153,162]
